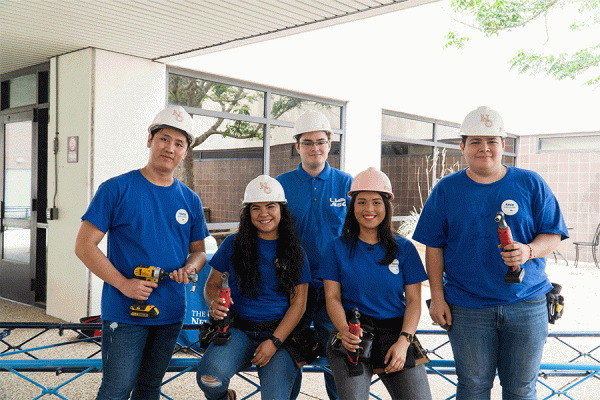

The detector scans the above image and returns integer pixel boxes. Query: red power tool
[345,307,363,377]
[495,211,525,284]
[213,271,232,345]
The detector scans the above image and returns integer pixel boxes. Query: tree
[444,0,600,87]
[168,75,304,190]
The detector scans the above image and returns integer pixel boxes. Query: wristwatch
[269,335,283,349]
[400,332,414,343]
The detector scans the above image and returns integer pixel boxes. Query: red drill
[213,271,232,345]
[495,211,525,284]
[346,308,363,376]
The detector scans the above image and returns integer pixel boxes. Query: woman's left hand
[383,339,410,373]
[251,340,278,367]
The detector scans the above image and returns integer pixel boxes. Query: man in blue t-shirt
[413,106,569,400]
[75,105,210,400]
[277,110,352,400]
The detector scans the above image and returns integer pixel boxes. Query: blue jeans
[326,330,432,400]
[197,327,299,400]
[448,296,548,400]
[96,320,183,400]
[290,286,338,400]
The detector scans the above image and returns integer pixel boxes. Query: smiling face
[146,128,189,174]
[353,191,386,234]
[460,136,505,178]
[250,201,281,240]
[295,130,331,173]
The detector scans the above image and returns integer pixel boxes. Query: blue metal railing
[2,323,600,400]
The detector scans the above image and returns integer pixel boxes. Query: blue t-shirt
[277,162,352,287]
[209,234,312,321]
[82,170,210,325]
[412,166,569,308]
[317,235,428,320]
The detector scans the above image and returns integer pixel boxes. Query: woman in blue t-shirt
[319,168,432,400]
[196,175,311,400]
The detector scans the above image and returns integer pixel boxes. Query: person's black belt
[233,318,281,333]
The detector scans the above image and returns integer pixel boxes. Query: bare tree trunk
[181,150,195,191]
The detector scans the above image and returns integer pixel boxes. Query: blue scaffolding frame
[2,323,600,400]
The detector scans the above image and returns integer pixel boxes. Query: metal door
[0,111,37,304]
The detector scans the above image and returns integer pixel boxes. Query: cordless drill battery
[130,265,167,318]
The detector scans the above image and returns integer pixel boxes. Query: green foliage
[445,0,600,86]
[168,74,304,148]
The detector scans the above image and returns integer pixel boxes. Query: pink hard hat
[348,167,394,200]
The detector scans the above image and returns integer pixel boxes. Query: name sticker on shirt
[389,259,400,275]
[501,200,519,216]
[330,198,346,207]
[176,209,189,225]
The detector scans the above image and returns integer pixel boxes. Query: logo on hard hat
[173,110,184,122]
[481,114,493,127]
[260,182,272,194]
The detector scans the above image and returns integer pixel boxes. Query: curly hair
[342,192,398,265]
[230,203,304,299]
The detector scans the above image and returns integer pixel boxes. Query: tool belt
[199,313,322,368]
[332,310,430,373]
[547,282,564,324]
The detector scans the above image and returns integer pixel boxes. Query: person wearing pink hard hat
[318,167,432,400]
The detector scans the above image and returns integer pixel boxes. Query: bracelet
[526,244,535,260]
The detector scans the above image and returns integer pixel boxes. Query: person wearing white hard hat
[318,167,432,400]
[277,110,351,400]
[75,105,209,399]
[413,106,569,399]
[197,175,311,400]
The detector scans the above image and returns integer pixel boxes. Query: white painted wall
[46,49,166,322]
[46,50,93,321]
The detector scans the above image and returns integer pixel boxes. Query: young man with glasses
[277,110,352,400]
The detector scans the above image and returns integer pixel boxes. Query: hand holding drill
[495,211,526,284]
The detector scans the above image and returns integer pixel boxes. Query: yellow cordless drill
[129,265,167,318]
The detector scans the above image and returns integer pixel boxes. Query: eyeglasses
[299,140,329,148]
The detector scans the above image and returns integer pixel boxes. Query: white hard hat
[294,110,332,140]
[148,105,194,146]
[242,175,287,205]
[459,106,506,138]
[349,167,394,200]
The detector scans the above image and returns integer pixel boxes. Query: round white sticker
[389,259,400,275]
[176,209,189,225]
[501,200,519,215]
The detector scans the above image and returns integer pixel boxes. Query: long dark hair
[342,192,398,265]
[231,203,304,299]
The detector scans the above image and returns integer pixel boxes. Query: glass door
[0,111,36,304]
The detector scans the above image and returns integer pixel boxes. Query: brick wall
[518,136,600,264]
[189,143,340,224]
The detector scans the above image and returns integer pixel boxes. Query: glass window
[3,227,30,263]
[4,121,32,220]
[270,94,342,130]
[169,74,265,117]
[8,74,36,108]
[382,114,433,141]
[538,135,600,152]
[435,124,461,145]
[191,115,263,224]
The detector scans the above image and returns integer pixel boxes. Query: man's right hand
[429,299,452,331]
[119,279,157,300]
